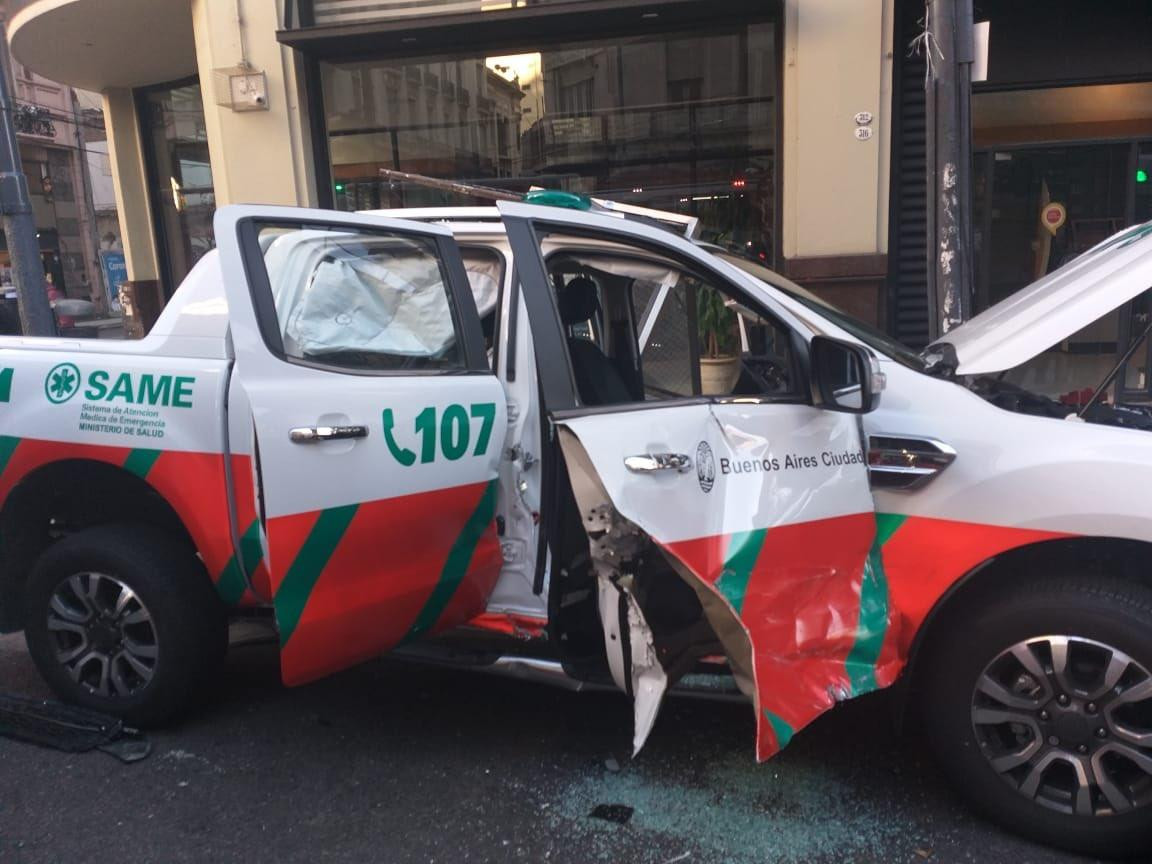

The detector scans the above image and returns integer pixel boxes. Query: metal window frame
[134,74,207,299]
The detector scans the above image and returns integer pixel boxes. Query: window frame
[303,6,783,268]
[534,233,811,420]
[236,216,491,377]
[459,243,508,373]
[135,74,212,299]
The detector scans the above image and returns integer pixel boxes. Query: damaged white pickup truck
[2,199,1152,857]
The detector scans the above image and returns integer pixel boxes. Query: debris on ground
[589,803,634,825]
[0,693,150,762]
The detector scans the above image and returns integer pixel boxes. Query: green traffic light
[1138,169,1148,184]
[335,183,346,193]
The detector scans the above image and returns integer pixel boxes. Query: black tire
[23,523,228,726]
[922,576,1152,858]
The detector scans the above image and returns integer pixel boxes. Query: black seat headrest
[557,275,600,326]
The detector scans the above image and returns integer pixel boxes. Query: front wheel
[23,524,228,726]
[922,576,1152,858]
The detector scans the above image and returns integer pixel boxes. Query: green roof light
[1137,169,1148,184]
[522,189,592,210]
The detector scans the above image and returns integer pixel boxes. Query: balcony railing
[13,103,56,139]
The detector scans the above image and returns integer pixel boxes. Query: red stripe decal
[277,481,497,686]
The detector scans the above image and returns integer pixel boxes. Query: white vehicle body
[3,200,1152,854]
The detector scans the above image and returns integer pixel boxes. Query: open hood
[925,221,1152,375]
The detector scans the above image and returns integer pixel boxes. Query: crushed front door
[216,205,506,685]
[501,201,894,759]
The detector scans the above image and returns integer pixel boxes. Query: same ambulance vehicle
[2,201,1152,855]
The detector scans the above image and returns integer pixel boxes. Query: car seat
[557,275,633,406]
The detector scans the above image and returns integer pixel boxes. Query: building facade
[10,0,1152,345]
[2,59,111,314]
[5,0,893,327]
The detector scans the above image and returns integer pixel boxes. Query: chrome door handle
[624,453,692,473]
[289,425,369,443]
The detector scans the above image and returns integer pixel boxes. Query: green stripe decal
[874,512,908,547]
[0,435,19,477]
[404,480,499,643]
[123,448,162,479]
[764,710,795,749]
[714,529,767,615]
[276,504,358,647]
[845,512,907,695]
[239,519,265,577]
[0,368,12,403]
[216,557,247,607]
[215,519,264,607]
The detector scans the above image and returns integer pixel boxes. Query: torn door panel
[559,426,669,754]
[663,513,903,759]
[557,403,903,761]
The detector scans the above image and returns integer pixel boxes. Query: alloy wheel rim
[971,635,1152,817]
[46,572,159,699]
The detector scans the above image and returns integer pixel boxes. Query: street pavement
[0,631,1104,864]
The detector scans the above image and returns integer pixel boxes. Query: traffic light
[1137,169,1148,184]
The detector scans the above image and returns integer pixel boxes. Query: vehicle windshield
[714,251,926,370]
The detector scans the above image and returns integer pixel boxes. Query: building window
[319,20,778,261]
[973,142,1133,310]
[557,79,593,115]
[138,79,215,296]
[973,139,1152,405]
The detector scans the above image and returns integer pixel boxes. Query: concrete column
[782,0,894,259]
[190,0,316,208]
[102,88,159,282]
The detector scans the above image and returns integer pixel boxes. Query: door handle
[289,425,369,443]
[624,452,692,474]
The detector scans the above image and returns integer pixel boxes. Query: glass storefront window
[320,22,777,260]
[1135,142,1152,223]
[973,139,1152,404]
[974,144,1131,310]
[139,80,215,295]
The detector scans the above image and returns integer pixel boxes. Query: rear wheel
[923,576,1152,858]
[23,524,228,726]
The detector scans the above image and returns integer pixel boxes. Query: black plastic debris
[589,804,634,825]
[0,694,150,762]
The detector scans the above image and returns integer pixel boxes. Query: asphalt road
[0,631,1103,864]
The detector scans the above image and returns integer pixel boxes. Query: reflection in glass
[141,82,215,293]
[321,23,776,260]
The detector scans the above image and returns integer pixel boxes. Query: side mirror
[810,335,884,414]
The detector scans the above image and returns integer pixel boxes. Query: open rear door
[501,201,895,759]
[215,205,506,685]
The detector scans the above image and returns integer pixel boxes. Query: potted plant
[696,284,740,394]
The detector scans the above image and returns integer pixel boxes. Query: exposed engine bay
[970,376,1152,430]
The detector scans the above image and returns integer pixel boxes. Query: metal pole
[71,91,107,313]
[378,167,522,202]
[926,0,974,339]
[0,34,51,335]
